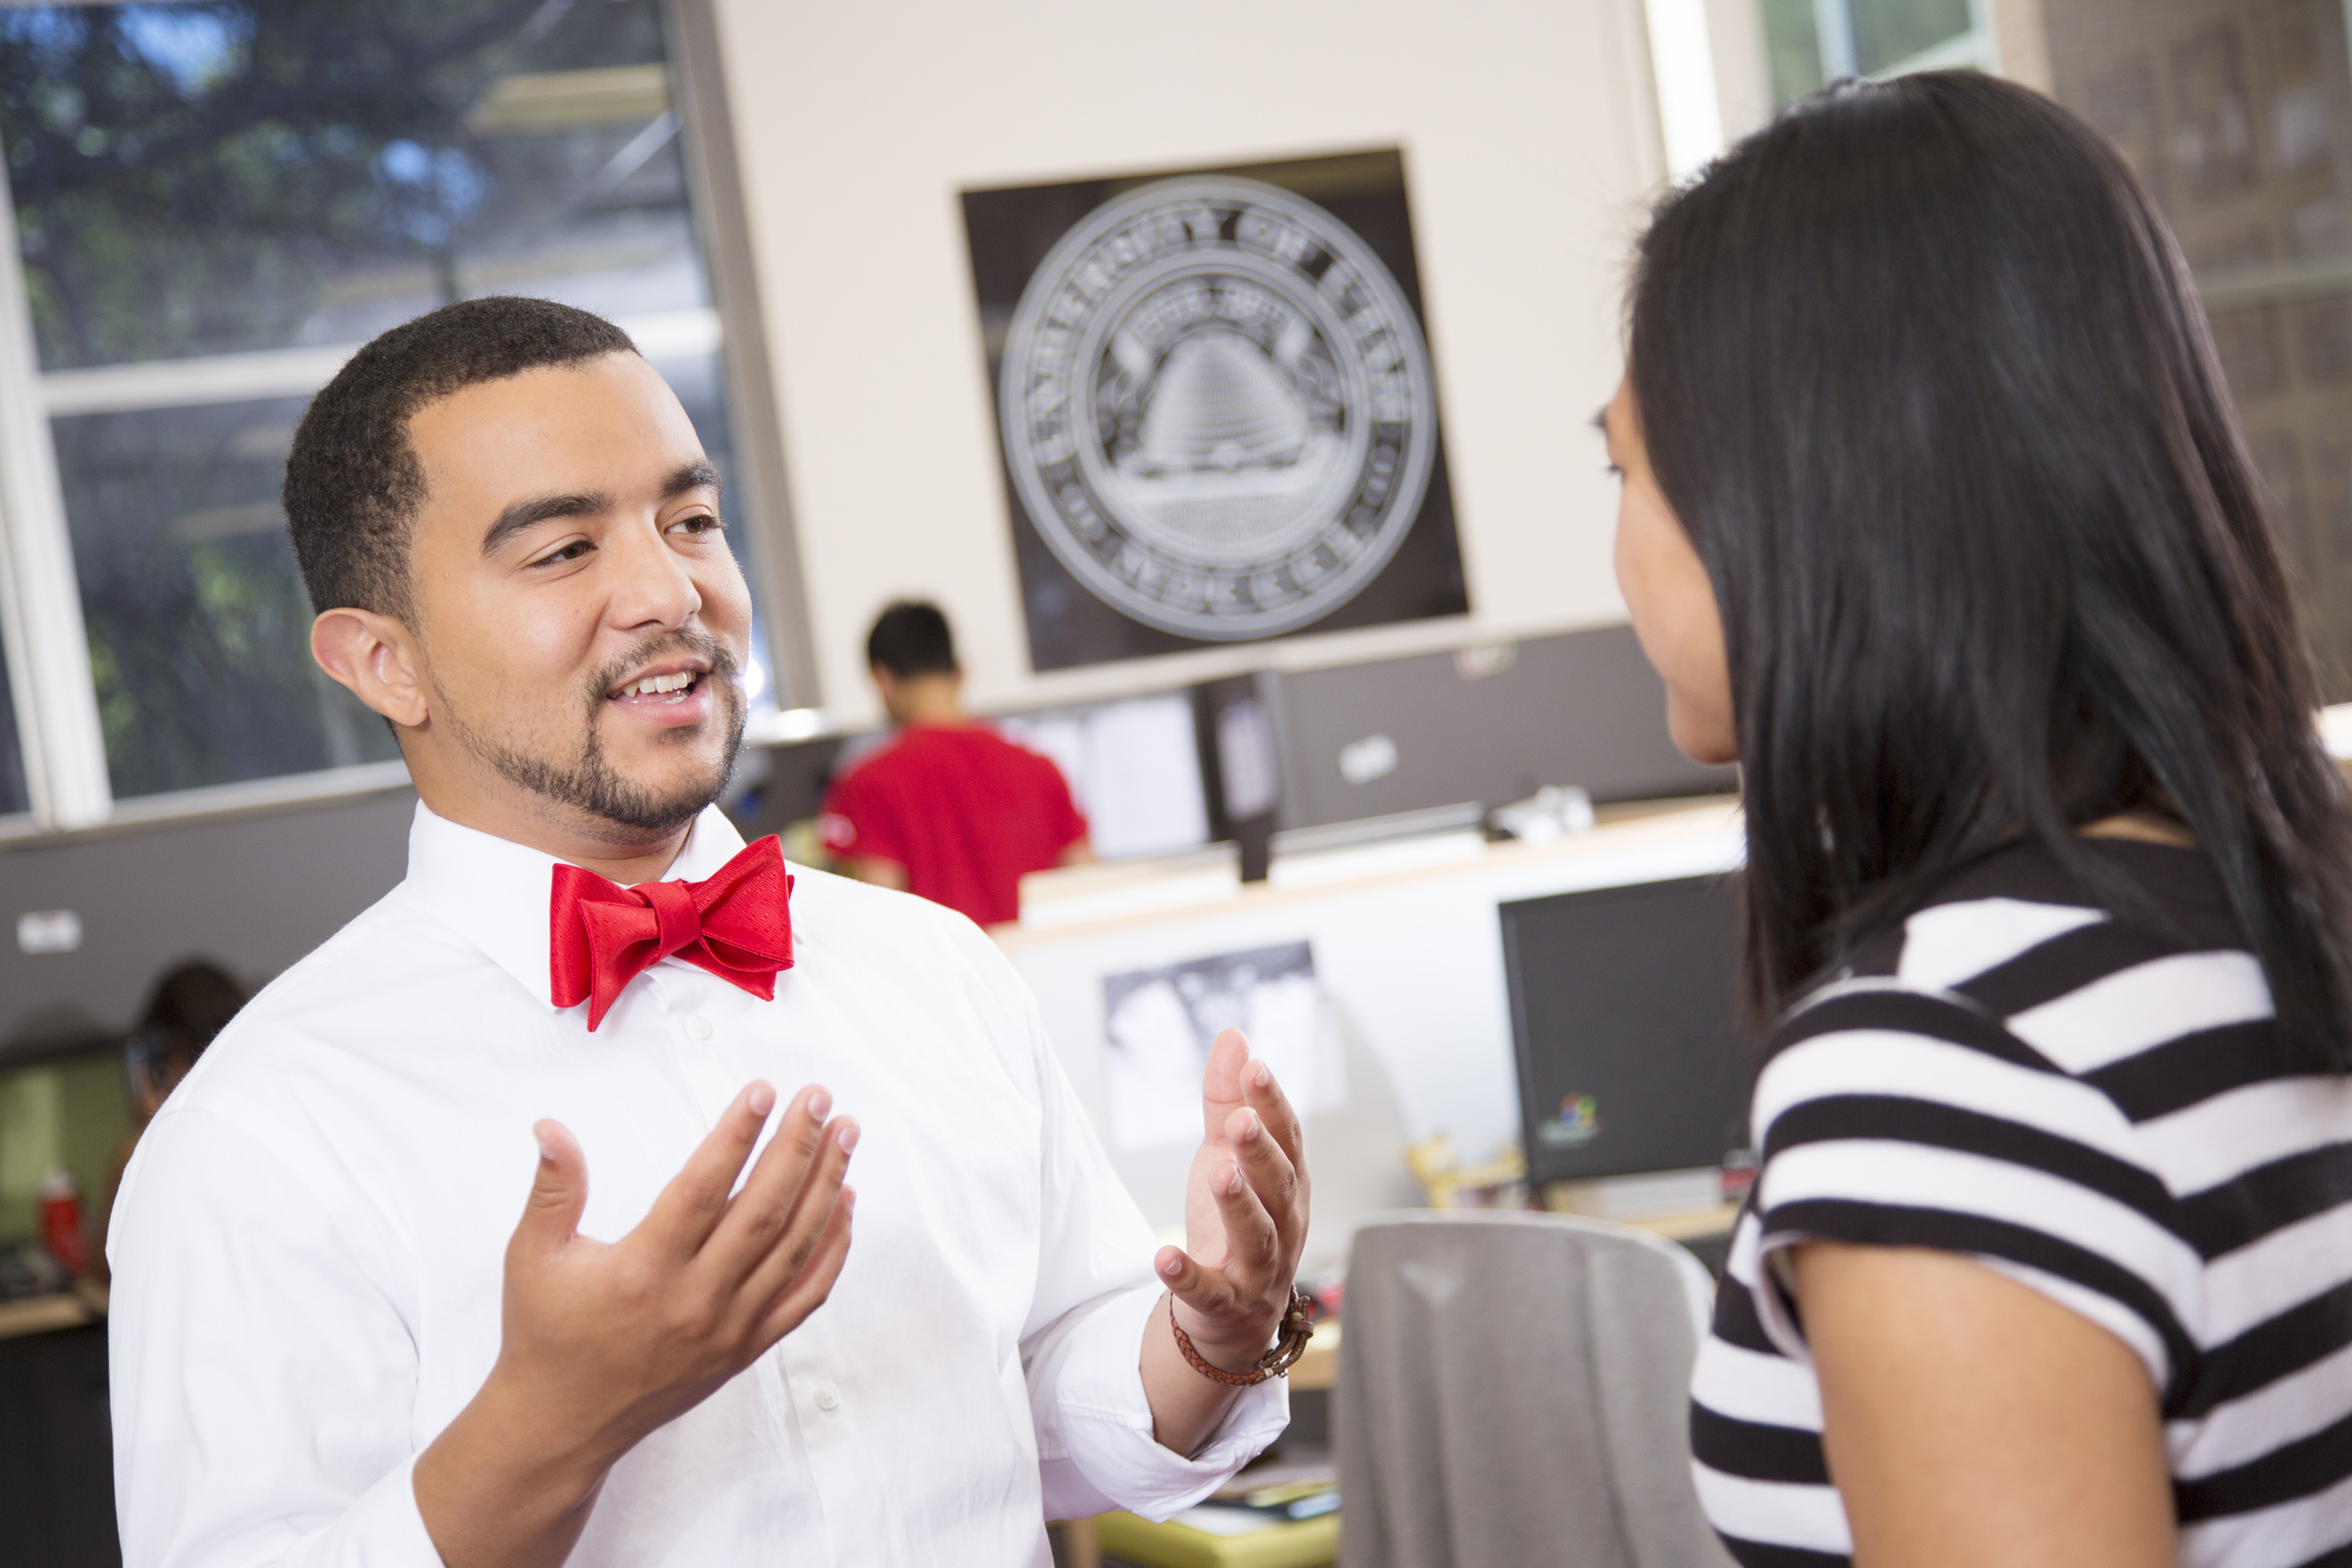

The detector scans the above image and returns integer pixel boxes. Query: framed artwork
[963,149,1469,671]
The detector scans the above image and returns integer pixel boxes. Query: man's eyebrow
[482,491,611,557]
[478,465,718,557]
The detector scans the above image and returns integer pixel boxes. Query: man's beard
[442,630,748,836]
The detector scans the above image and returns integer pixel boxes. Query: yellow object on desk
[1090,1507,1338,1568]
[1403,1132,1528,1209]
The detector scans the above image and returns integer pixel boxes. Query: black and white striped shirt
[1690,838,2352,1566]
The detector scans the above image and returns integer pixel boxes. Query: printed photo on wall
[1101,941,1348,1151]
[962,149,1469,671]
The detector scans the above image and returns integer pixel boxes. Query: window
[2036,0,2352,699]
[0,639,25,817]
[0,0,789,831]
[1760,0,1996,105]
[1711,0,2352,699]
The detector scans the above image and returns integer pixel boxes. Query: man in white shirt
[107,297,1310,1568]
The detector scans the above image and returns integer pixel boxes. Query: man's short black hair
[867,601,958,679]
[282,296,637,620]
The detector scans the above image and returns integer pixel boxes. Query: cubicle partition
[996,803,1746,1271]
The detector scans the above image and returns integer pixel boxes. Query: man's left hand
[1157,1028,1311,1373]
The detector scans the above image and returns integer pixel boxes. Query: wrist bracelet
[1168,1288,1316,1387]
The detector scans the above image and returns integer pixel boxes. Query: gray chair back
[1337,1209,1735,1568]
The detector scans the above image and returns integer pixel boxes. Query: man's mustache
[588,631,741,703]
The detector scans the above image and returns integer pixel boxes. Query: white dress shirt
[108,803,1284,1568]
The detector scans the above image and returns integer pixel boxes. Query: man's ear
[312,608,429,729]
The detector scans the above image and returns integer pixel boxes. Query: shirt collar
[404,801,752,1011]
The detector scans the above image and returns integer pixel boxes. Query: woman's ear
[311,608,429,729]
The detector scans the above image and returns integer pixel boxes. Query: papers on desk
[1174,1507,1284,1537]
[1093,1505,1340,1568]
[1181,1482,1343,1533]
[1102,941,1348,1150]
[1092,1451,1341,1567]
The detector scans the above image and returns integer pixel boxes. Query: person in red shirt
[819,602,1092,926]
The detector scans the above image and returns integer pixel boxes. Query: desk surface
[0,1280,107,1342]
[1004,800,1744,949]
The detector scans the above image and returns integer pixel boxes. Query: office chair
[1336,1210,1735,1568]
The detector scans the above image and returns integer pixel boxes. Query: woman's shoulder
[1759,835,2285,1157]
[1798,838,2263,1052]
[1741,837,2352,1417]
[1838,832,2221,969]
[1755,833,2298,1220]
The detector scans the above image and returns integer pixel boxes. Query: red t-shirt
[817,723,1089,927]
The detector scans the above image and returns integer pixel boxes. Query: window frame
[0,0,816,841]
[1810,0,2000,84]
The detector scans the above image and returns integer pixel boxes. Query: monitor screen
[1272,624,1737,832]
[999,693,1210,862]
[1500,874,1755,1186]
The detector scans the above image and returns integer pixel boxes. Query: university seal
[999,175,1438,639]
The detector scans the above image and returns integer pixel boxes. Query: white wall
[709,0,1669,727]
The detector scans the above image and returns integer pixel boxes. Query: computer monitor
[1271,624,1738,833]
[999,693,1210,861]
[1500,874,1754,1186]
[746,693,1212,865]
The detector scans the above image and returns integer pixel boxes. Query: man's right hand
[415,1081,857,1568]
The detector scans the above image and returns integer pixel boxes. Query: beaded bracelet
[1168,1288,1317,1387]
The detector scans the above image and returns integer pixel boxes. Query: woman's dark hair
[1629,72,2352,1070]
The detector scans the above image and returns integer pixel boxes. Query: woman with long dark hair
[1605,73,2352,1565]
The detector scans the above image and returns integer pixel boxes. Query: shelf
[0,1280,107,1341]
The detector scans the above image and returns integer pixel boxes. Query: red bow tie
[550,836,796,1031]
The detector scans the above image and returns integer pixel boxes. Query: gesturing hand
[1158,1029,1310,1374]
[416,1081,856,1568]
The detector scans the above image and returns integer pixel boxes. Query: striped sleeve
[1692,858,2352,1568]
[1743,983,2202,1398]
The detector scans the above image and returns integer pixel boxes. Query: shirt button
[813,1383,841,1413]
[688,1015,713,1041]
